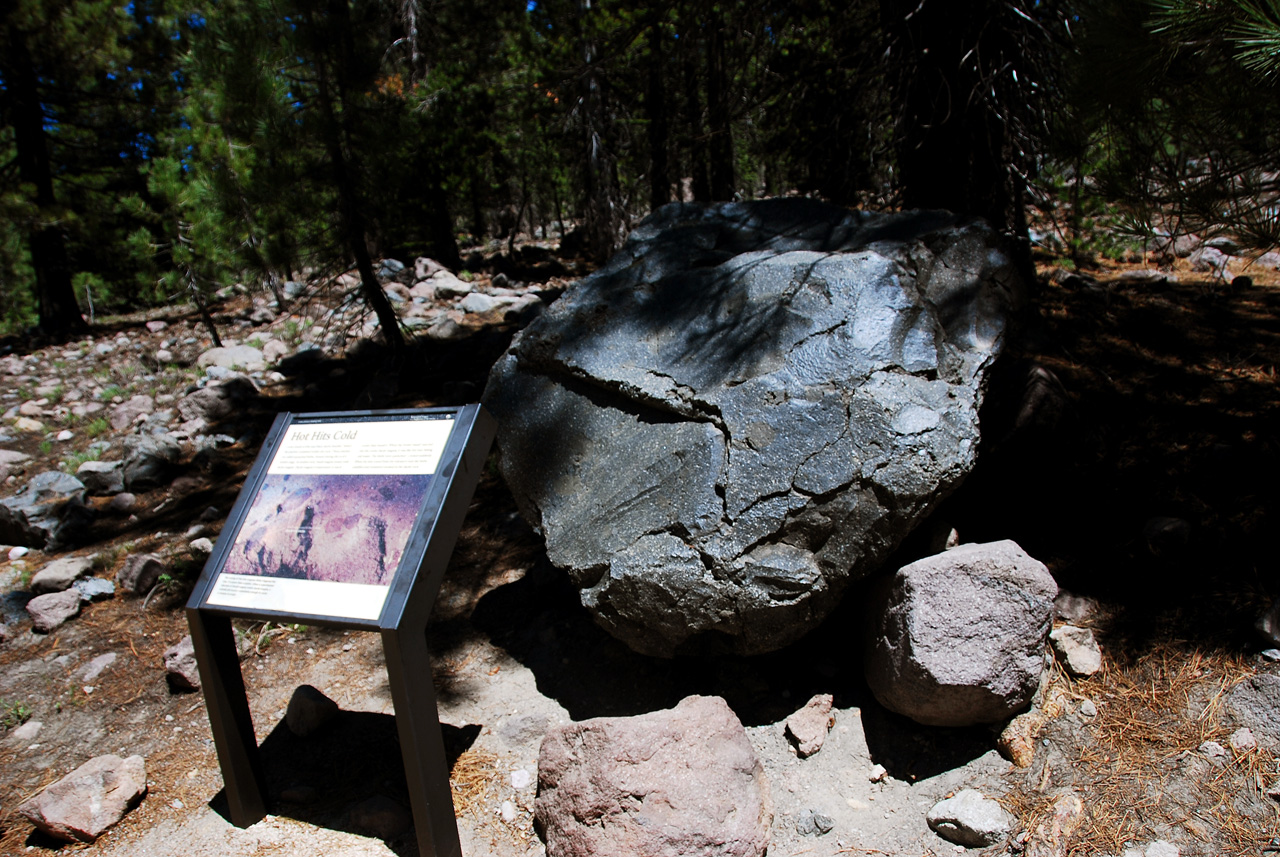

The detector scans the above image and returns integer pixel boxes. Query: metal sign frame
[185,404,496,857]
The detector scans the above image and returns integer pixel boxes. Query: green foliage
[1,699,32,730]
[62,446,101,472]
[84,416,111,437]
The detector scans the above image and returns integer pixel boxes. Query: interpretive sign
[186,405,495,857]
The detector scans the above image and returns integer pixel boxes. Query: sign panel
[203,412,456,621]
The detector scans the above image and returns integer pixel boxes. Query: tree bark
[646,14,671,212]
[2,24,87,335]
[706,9,734,201]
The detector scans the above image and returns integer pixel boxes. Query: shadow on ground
[207,714,480,857]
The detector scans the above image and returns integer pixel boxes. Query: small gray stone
[163,635,200,691]
[73,577,115,601]
[106,492,137,515]
[80,652,117,682]
[7,719,41,744]
[286,685,339,737]
[196,344,265,370]
[0,471,89,549]
[1199,740,1229,763]
[497,712,550,747]
[1049,625,1103,677]
[1262,649,1280,662]
[110,395,154,431]
[121,434,183,491]
[27,589,83,632]
[795,808,834,836]
[927,789,1012,847]
[116,553,167,595]
[31,555,95,594]
[189,537,214,555]
[1078,699,1097,717]
[1145,840,1180,857]
[17,754,147,842]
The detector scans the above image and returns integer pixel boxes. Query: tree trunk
[646,15,671,212]
[706,9,734,201]
[310,0,404,349]
[3,25,86,335]
[578,0,626,262]
[881,0,1033,280]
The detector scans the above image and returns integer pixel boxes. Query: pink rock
[784,693,834,758]
[26,589,83,633]
[17,754,147,842]
[163,635,201,691]
[535,695,771,857]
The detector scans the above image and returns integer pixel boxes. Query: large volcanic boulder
[484,200,1021,656]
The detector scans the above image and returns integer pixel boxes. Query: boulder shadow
[208,711,480,857]
[470,557,870,727]
[858,703,998,783]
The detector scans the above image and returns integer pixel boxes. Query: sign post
[185,405,495,857]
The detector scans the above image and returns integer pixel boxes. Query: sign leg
[187,608,268,827]
[382,626,462,857]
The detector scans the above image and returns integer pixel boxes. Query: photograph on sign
[205,416,456,620]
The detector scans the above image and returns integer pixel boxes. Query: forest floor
[0,239,1278,857]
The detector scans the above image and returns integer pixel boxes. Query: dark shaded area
[209,712,480,857]
[942,276,1280,649]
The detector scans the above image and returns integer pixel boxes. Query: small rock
[56,430,73,442]
[795,808,834,836]
[146,320,168,333]
[14,416,43,432]
[1146,841,1179,857]
[1228,727,1257,754]
[80,652,117,682]
[501,800,517,823]
[27,589,83,632]
[189,537,214,555]
[350,795,411,839]
[926,789,1013,848]
[997,712,1043,767]
[77,460,125,495]
[1262,648,1280,662]
[1049,625,1103,676]
[116,553,167,595]
[16,753,147,842]
[110,395,155,431]
[1053,591,1099,623]
[1078,699,1097,717]
[164,635,201,691]
[73,577,115,601]
[1199,740,1229,763]
[868,763,887,783]
[784,693,834,758]
[286,685,339,737]
[8,545,28,560]
[31,555,95,594]
[7,720,42,744]
[106,492,137,515]
[511,768,534,789]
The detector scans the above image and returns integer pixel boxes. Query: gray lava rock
[116,553,167,595]
[485,200,1020,656]
[926,789,1012,847]
[535,695,772,857]
[27,589,84,632]
[196,344,264,370]
[17,754,147,842]
[286,684,339,737]
[122,434,183,491]
[31,555,95,594]
[163,635,201,691]
[864,540,1057,727]
[76,460,124,495]
[0,471,89,549]
[176,376,258,424]
[73,577,115,601]
[110,394,154,431]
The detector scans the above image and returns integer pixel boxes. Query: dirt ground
[1,249,1279,857]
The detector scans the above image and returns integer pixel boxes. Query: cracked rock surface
[483,199,1020,656]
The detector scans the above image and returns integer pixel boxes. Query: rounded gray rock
[864,540,1057,726]
[485,200,1021,656]
[926,788,1012,847]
